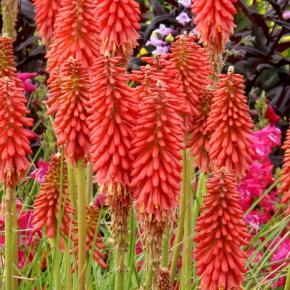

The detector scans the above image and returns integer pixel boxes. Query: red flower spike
[72,205,107,269]
[48,0,100,70]
[53,58,91,163]
[131,56,186,114]
[195,170,250,290]
[207,68,254,176]
[89,55,137,187]
[33,154,73,245]
[188,89,213,172]
[192,0,237,59]
[279,126,290,212]
[0,78,34,187]
[96,0,140,56]
[33,0,62,43]
[46,66,62,115]
[131,79,184,221]
[170,35,212,119]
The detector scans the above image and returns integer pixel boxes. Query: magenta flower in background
[17,72,37,93]
[239,125,281,230]
[94,192,106,208]
[265,104,280,123]
[176,12,191,26]
[30,160,50,184]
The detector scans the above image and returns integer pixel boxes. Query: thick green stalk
[5,186,17,290]
[161,223,170,268]
[115,249,125,290]
[144,254,153,290]
[67,162,77,209]
[169,154,187,282]
[1,0,18,38]
[192,173,206,229]
[284,265,290,290]
[85,162,93,205]
[76,160,87,290]
[180,150,194,290]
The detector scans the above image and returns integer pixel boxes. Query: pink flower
[94,192,106,208]
[17,72,37,93]
[30,160,50,184]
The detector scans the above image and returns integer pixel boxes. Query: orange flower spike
[33,154,73,243]
[96,0,140,56]
[188,89,213,172]
[0,78,34,187]
[53,58,91,163]
[89,55,137,187]
[170,35,212,119]
[192,0,237,59]
[72,206,107,269]
[33,0,62,43]
[131,79,184,220]
[208,67,254,176]
[195,170,250,290]
[279,126,290,212]
[49,0,100,70]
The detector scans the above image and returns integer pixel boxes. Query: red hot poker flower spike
[131,79,184,221]
[195,170,250,290]
[33,0,62,43]
[170,34,212,120]
[53,58,91,163]
[188,89,213,172]
[207,67,254,176]
[89,56,137,188]
[33,154,73,247]
[279,126,290,213]
[48,0,100,70]
[0,78,34,187]
[72,205,107,269]
[96,0,140,56]
[192,0,237,60]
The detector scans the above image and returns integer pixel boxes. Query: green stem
[1,0,18,38]
[85,163,93,205]
[169,152,187,282]
[67,162,77,209]
[284,264,290,290]
[180,150,193,290]
[76,160,87,290]
[162,223,169,268]
[5,186,17,290]
[115,249,125,290]
[144,254,153,290]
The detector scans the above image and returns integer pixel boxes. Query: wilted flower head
[96,0,140,56]
[72,205,107,268]
[33,154,73,246]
